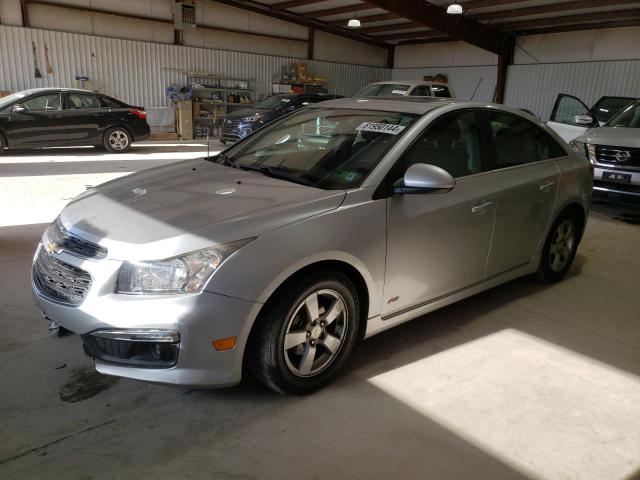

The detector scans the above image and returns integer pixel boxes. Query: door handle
[471,201,494,214]
[539,181,555,192]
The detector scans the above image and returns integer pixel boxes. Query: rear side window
[65,93,101,109]
[432,85,451,98]
[399,110,484,179]
[409,86,431,97]
[100,96,124,108]
[487,112,566,168]
[22,94,60,111]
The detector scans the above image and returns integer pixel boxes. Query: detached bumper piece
[82,329,180,368]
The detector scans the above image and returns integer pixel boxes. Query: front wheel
[0,134,6,155]
[103,127,132,153]
[536,212,580,283]
[249,271,360,395]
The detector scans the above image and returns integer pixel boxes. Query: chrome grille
[595,145,640,168]
[33,249,92,305]
[49,219,107,260]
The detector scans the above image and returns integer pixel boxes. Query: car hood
[225,108,281,121]
[576,127,640,148]
[59,158,345,260]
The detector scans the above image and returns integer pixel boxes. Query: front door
[483,110,564,277]
[547,94,593,143]
[7,92,67,146]
[383,110,496,316]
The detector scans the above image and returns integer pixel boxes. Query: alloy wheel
[283,289,348,377]
[108,130,129,151]
[549,219,575,272]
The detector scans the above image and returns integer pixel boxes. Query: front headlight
[568,139,585,154]
[116,238,254,295]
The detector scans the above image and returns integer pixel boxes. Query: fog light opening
[82,329,180,368]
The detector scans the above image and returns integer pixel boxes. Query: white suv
[353,80,455,99]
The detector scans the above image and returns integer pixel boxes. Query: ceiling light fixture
[348,10,361,28]
[447,3,463,15]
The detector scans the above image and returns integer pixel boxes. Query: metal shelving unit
[187,74,256,138]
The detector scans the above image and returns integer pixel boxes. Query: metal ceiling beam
[377,30,441,41]
[497,10,640,30]
[359,21,423,34]
[516,18,640,36]
[271,0,326,10]
[212,0,388,47]
[328,12,402,26]
[300,2,375,19]
[462,0,533,9]
[365,0,512,55]
[472,0,640,22]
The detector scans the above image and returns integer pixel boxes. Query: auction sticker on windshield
[356,122,406,135]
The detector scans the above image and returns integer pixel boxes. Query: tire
[0,133,6,155]
[103,127,132,153]
[536,211,580,283]
[249,271,361,395]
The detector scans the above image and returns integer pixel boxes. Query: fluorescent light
[348,18,361,28]
[447,3,463,14]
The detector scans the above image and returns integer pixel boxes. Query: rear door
[7,92,67,146]
[61,92,105,144]
[548,94,593,143]
[483,110,565,277]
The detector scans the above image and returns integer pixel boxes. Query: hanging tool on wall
[44,43,54,74]
[32,41,42,78]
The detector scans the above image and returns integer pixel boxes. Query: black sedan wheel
[0,134,6,155]
[250,270,360,395]
[104,127,132,153]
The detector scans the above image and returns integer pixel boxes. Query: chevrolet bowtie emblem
[46,241,64,254]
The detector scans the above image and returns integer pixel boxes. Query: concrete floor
[1,142,639,480]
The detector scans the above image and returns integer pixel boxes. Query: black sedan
[0,88,150,154]
[220,93,342,144]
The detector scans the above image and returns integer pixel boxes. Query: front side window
[354,84,410,97]
[22,93,61,112]
[65,93,101,109]
[398,110,484,179]
[605,100,640,128]
[216,108,418,190]
[488,112,566,168]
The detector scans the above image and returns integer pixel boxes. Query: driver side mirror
[574,114,594,126]
[11,104,26,113]
[393,163,455,195]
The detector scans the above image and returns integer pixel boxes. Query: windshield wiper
[237,164,316,187]
[207,153,236,168]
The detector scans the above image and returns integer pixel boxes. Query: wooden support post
[307,26,314,60]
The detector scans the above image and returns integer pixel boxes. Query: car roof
[368,80,449,87]
[17,87,100,96]
[308,96,457,114]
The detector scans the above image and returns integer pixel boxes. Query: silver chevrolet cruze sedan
[32,98,592,394]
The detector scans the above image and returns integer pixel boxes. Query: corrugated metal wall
[392,66,498,102]
[0,25,390,107]
[504,60,640,119]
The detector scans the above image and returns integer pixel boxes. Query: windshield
[217,108,418,190]
[606,100,640,128]
[0,91,30,110]
[354,84,411,97]
[255,95,296,110]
